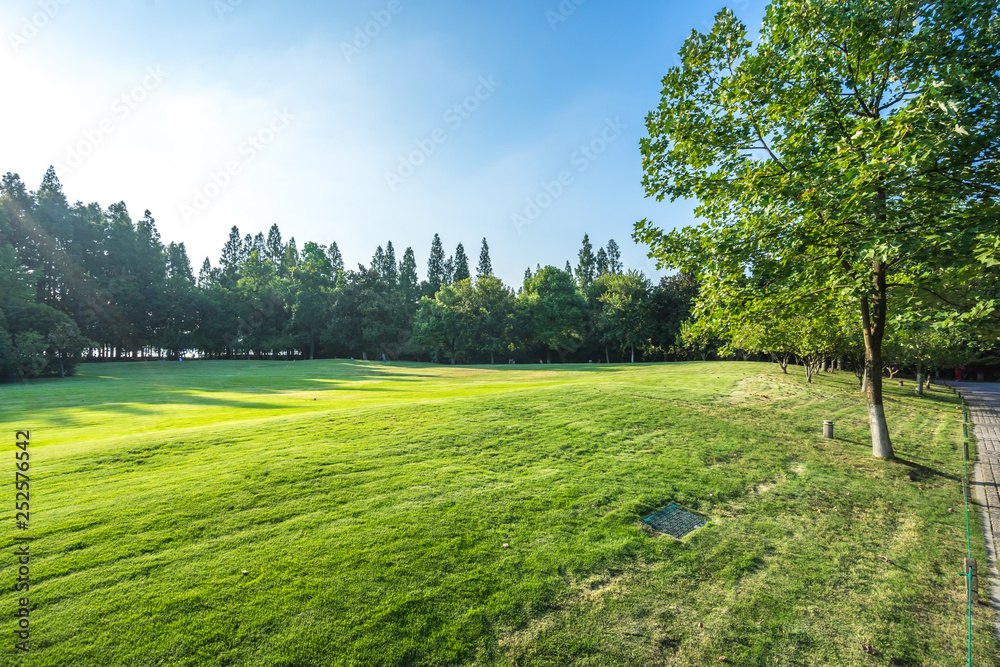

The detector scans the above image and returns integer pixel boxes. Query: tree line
[0,168,701,380]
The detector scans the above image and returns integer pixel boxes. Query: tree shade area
[0,168,699,378]
[634,0,1000,458]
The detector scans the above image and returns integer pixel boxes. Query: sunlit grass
[0,360,993,666]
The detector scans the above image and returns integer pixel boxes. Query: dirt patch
[725,374,810,404]
[497,565,660,657]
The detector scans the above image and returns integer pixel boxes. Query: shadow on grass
[26,380,407,428]
[892,457,959,483]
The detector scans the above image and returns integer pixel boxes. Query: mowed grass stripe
[2,361,615,454]
[0,361,994,666]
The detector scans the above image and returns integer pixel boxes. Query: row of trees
[0,169,700,379]
[414,268,697,365]
[697,297,991,391]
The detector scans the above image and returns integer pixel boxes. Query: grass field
[0,360,995,666]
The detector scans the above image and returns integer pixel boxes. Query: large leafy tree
[635,0,1000,459]
[413,280,475,364]
[471,275,517,364]
[596,271,652,363]
[161,241,197,354]
[291,242,334,359]
[520,266,586,363]
[234,250,286,358]
[358,249,410,360]
[645,273,698,361]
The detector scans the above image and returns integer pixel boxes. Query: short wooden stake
[966,558,979,604]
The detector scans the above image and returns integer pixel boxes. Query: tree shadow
[21,379,405,428]
[892,457,960,483]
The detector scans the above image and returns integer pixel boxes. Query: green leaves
[636,0,999,326]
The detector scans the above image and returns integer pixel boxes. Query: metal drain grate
[643,504,706,538]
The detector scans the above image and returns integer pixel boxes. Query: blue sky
[0,0,766,287]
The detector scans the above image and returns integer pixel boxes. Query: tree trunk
[860,263,893,459]
[604,345,609,364]
[775,353,788,373]
[630,345,634,363]
[309,335,315,361]
[490,351,495,365]
[866,366,892,459]
[804,361,814,383]
[915,363,924,397]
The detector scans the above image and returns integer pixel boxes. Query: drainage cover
[643,504,706,538]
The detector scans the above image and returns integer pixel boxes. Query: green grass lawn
[0,360,995,666]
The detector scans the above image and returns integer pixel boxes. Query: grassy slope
[0,360,994,666]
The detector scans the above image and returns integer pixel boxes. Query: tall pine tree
[265,224,283,266]
[327,242,344,278]
[595,247,609,276]
[576,234,596,286]
[219,226,243,283]
[384,241,398,285]
[606,239,622,274]
[372,246,387,281]
[477,237,492,279]
[427,233,445,295]
[453,243,470,282]
[399,247,419,305]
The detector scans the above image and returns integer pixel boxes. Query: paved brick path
[953,381,1000,638]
